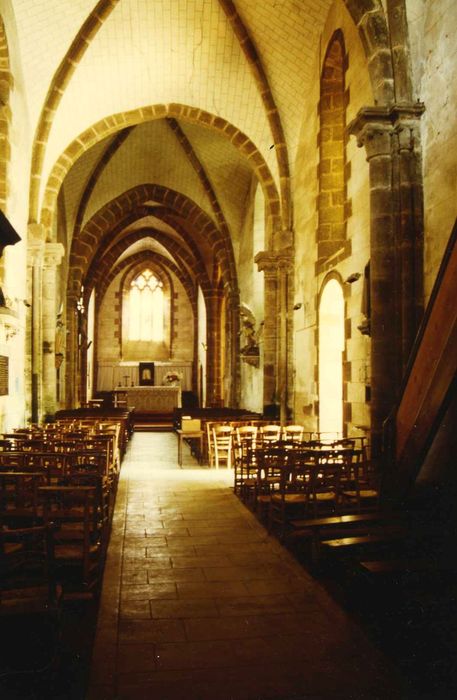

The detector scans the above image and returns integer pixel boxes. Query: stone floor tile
[170,554,232,568]
[117,643,157,674]
[176,580,250,598]
[216,594,293,617]
[121,570,148,585]
[147,567,206,582]
[120,599,152,619]
[203,565,275,581]
[149,598,220,619]
[155,639,234,670]
[118,618,186,644]
[120,582,177,601]
[88,433,406,700]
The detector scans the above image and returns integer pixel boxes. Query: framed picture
[139,362,155,386]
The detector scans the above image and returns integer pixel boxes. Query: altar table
[114,386,181,412]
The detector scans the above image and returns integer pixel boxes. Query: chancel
[0,1,456,698]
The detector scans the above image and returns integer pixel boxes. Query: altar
[97,361,192,391]
[114,386,181,412]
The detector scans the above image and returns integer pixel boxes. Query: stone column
[255,253,279,415]
[226,289,241,408]
[42,243,65,420]
[27,232,45,424]
[348,104,424,455]
[277,252,294,424]
[65,292,79,408]
[255,248,293,420]
[206,288,223,407]
[393,108,425,365]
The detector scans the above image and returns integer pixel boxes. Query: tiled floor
[88,433,406,699]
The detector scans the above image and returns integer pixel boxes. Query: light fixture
[293,303,302,311]
[344,272,361,284]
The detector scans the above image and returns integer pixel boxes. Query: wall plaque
[0,355,8,396]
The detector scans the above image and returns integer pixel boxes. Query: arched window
[318,278,345,437]
[128,269,164,341]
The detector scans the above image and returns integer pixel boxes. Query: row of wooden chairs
[1,417,127,601]
[232,432,378,538]
[206,423,326,469]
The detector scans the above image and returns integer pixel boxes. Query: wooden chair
[0,524,59,611]
[211,425,233,469]
[259,424,281,446]
[204,421,217,467]
[268,448,314,537]
[308,450,344,517]
[340,444,379,512]
[282,424,304,444]
[233,425,258,498]
[0,524,61,679]
[0,451,25,471]
[0,471,49,526]
[255,444,290,522]
[39,486,103,595]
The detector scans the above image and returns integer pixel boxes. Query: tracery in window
[128,269,164,341]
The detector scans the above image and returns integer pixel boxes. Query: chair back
[259,424,281,445]
[211,425,233,469]
[282,424,304,444]
[0,524,57,603]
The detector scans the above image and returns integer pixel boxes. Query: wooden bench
[320,528,406,558]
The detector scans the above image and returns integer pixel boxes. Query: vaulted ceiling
[6,0,340,297]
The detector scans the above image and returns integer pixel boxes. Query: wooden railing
[384,218,457,500]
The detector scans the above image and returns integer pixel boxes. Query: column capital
[44,242,65,268]
[348,103,425,157]
[27,237,45,267]
[255,248,294,276]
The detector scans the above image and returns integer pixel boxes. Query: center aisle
[89,433,405,699]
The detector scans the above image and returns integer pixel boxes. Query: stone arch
[218,0,291,230]
[96,249,197,313]
[317,30,349,272]
[38,105,281,243]
[342,0,395,105]
[70,185,233,299]
[29,0,120,220]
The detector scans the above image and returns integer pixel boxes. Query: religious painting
[139,362,155,386]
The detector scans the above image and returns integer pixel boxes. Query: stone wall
[293,0,372,436]
[0,6,32,431]
[97,268,194,387]
[406,0,457,301]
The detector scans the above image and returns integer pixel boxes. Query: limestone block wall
[0,8,32,431]
[293,0,372,436]
[406,0,457,301]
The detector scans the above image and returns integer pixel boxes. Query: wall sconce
[344,272,361,284]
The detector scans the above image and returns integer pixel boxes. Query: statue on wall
[239,305,262,366]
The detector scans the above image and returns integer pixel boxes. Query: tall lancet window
[128,269,164,341]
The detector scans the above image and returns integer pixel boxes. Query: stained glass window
[128,269,164,341]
